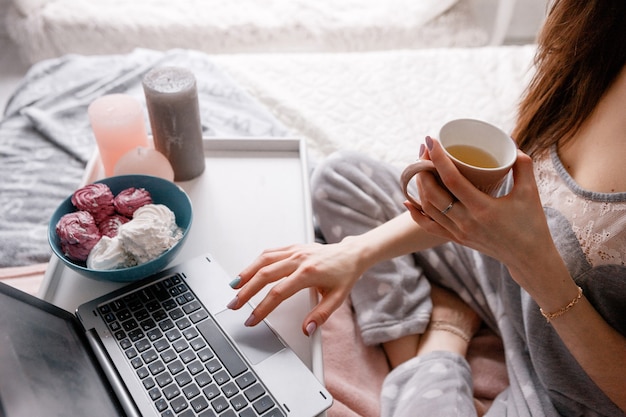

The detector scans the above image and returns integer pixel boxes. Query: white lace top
[534,147,626,268]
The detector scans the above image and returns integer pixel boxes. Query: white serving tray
[40,137,324,380]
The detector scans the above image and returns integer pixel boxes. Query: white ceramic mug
[401,119,517,211]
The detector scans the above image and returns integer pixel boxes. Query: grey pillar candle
[142,67,206,181]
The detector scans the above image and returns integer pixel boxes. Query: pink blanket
[322,298,509,417]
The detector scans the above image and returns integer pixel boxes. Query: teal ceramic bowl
[48,175,192,282]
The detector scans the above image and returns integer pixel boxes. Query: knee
[310,150,366,207]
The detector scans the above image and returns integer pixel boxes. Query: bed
[0,43,535,415]
[5,0,495,65]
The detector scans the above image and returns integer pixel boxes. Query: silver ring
[441,200,455,215]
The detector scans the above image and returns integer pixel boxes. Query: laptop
[0,253,333,417]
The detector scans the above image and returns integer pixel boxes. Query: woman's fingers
[231,246,306,308]
[302,289,350,336]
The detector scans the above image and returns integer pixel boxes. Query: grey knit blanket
[0,48,287,267]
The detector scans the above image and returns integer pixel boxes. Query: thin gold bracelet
[429,321,472,343]
[540,286,583,322]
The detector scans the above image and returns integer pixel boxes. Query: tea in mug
[445,144,499,168]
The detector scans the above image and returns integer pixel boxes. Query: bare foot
[417,285,482,357]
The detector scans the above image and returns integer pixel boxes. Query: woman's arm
[410,137,626,411]
[230,209,447,335]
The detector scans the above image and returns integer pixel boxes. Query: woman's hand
[406,137,555,286]
[228,240,367,336]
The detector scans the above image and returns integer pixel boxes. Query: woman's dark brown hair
[513,0,626,157]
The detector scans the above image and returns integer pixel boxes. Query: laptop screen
[0,283,125,417]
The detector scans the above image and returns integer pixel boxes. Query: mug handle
[400,159,436,211]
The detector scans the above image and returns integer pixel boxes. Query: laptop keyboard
[98,274,285,417]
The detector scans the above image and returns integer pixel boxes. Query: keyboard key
[187,360,204,375]
[125,348,138,359]
[213,370,230,386]
[183,383,201,399]
[140,318,157,331]
[195,372,212,387]
[183,327,199,340]
[230,394,247,411]
[128,329,144,342]
[183,300,201,314]
[165,329,181,342]
[160,348,177,363]
[167,359,185,375]
[122,319,138,331]
[175,371,193,387]
[211,396,229,413]
[153,309,168,322]
[190,396,209,413]
[147,328,163,342]
[235,372,256,390]
[169,308,184,320]
[156,372,173,388]
[253,395,275,415]
[180,349,196,364]
[135,308,149,321]
[205,358,222,373]
[221,381,238,398]
[116,309,131,321]
[149,360,166,375]
[137,367,150,380]
[176,317,192,330]
[141,349,158,364]
[148,387,161,400]
[163,384,180,400]
[171,395,188,413]
[190,337,207,351]
[244,384,265,402]
[202,384,220,400]
[131,357,143,369]
[160,319,175,331]
[135,338,151,353]
[154,398,168,412]
[190,310,209,323]
[154,338,169,352]
[142,376,155,389]
[197,347,214,362]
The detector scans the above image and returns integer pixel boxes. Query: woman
[228,1,626,415]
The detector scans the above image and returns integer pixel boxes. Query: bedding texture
[0,44,536,416]
[5,0,488,65]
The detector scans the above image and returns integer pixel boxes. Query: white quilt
[214,45,537,167]
[6,0,488,64]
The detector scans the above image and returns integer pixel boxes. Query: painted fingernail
[425,136,434,151]
[229,276,241,288]
[226,296,238,310]
[418,143,425,158]
[305,321,317,336]
[244,313,256,327]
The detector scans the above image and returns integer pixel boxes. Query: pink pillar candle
[142,67,205,181]
[88,94,149,177]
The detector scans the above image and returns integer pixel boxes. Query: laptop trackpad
[215,304,285,365]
